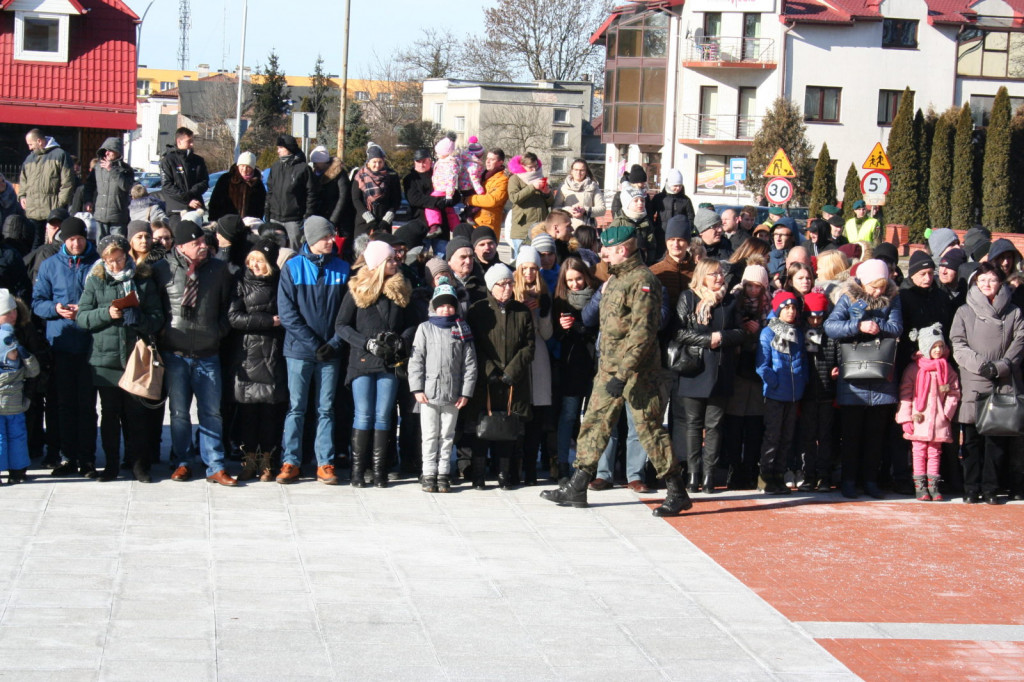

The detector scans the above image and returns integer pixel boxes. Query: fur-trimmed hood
[836,277,898,310]
[318,157,345,183]
[350,271,411,309]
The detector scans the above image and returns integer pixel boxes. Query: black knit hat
[59,217,87,240]
[216,214,248,243]
[276,134,300,156]
[253,237,280,270]
[170,213,203,245]
[127,220,151,238]
[472,227,497,246]
[873,242,898,265]
[626,164,647,184]
[938,247,966,272]
[446,237,472,262]
[908,250,935,277]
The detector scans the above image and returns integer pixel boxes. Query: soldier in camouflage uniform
[541,224,692,516]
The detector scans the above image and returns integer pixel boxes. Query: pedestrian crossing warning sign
[764,148,796,178]
[862,142,892,170]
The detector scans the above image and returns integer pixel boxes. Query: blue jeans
[510,238,523,259]
[425,237,448,259]
[597,405,647,482]
[162,353,225,477]
[282,358,339,466]
[557,394,583,465]
[351,372,400,431]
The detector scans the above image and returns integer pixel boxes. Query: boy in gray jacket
[409,277,477,493]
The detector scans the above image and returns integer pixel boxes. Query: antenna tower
[177,0,191,70]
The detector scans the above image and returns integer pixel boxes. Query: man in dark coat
[266,134,317,250]
[402,148,455,254]
[159,127,209,214]
[83,137,134,237]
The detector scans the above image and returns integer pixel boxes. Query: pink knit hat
[434,135,455,157]
[741,264,769,289]
[856,258,889,285]
[363,240,394,271]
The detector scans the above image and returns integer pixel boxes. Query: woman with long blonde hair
[513,245,553,486]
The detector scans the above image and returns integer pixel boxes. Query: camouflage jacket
[598,253,662,379]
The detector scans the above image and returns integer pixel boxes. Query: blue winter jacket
[31,242,98,354]
[756,322,808,402]
[823,279,903,406]
[278,244,350,362]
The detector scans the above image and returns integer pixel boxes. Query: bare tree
[480,105,550,156]
[396,28,462,80]
[359,53,427,169]
[189,79,253,172]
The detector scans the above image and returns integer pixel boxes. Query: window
[354,91,369,101]
[376,92,392,102]
[882,19,918,48]
[453,116,465,132]
[602,10,669,141]
[804,86,841,123]
[550,157,567,174]
[703,12,722,37]
[553,109,569,124]
[160,81,176,91]
[970,94,1024,127]
[552,131,568,147]
[957,29,1024,79]
[431,103,443,124]
[13,12,69,63]
[137,80,151,96]
[696,154,747,192]
[877,89,913,125]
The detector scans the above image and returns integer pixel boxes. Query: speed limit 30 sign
[860,170,890,195]
[764,177,793,205]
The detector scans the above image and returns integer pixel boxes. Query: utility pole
[335,0,351,161]
[126,0,155,169]
[233,0,248,160]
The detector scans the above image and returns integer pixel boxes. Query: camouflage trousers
[574,369,679,479]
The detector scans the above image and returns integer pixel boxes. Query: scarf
[562,176,589,193]
[355,165,388,212]
[516,167,542,184]
[483,166,504,183]
[566,286,594,312]
[105,256,136,283]
[768,318,798,354]
[805,327,824,353]
[740,288,769,323]
[180,253,201,319]
[915,355,951,413]
[623,205,647,222]
[690,284,725,326]
[429,314,473,342]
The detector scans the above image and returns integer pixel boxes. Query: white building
[595,0,1024,206]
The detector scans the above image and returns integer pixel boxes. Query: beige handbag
[118,338,164,401]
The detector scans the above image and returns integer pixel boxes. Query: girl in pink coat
[897,323,960,501]
[425,134,461,238]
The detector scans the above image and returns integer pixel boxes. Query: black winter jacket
[267,154,317,223]
[152,249,232,356]
[352,167,402,237]
[159,148,209,212]
[228,269,286,404]
[208,165,267,221]
[674,289,745,399]
[803,330,839,401]
[312,158,351,232]
[335,276,415,385]
[403,169,451,239]
[650,190,695,230]
[897,279,955,373]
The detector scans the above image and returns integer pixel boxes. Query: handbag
[118,338,164,402]
[839,337,897,382]
[476,385,520,442]
[975,390,1024,437]
[665,339,704,377]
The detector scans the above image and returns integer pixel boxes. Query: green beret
[600,224,636,247]
[822,204,840,214]
[852,199,866,209]
[768,206,786,216]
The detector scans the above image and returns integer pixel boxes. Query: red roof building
[0,0,137,175]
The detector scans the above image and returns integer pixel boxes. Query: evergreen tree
[1010,104,1024,229]
[747,97,814,205]
[308,55,337,144]
[886,88,920,232]
[808,142,837,218]
[916,109,933,231]
[952,103,976,230]
[842,163,862,221]
[343,100,371,170]
[982,87,1012,232]
[928,109,956,230]
[250,50,291,132]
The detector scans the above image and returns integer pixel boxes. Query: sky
[126,0,484,78]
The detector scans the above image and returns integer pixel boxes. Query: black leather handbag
[976,390,1024,437]
[665,339,705,377]
[476,386,520,442]
[839,337,897,382]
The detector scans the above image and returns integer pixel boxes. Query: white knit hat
[237,151,257,168]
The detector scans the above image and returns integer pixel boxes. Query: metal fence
[683,37,776,64]
[678,114,762,142]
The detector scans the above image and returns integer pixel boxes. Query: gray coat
[950,284,1024,423]
[0,354,40,415]
[85,138,134,225]
[408,320,477,405]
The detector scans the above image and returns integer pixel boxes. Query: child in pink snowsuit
[897,323,960,501]
[457,136,486,223]
[425,134,461,237]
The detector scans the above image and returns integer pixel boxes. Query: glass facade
[601,10,669,144]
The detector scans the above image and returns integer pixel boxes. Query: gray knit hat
[484,263,514,291]
[694,208,722,234]
[917,322,945,357]
[446,237,472,262]
[425,256,452,282]
[928,228,958,258]
[303,216,335,246]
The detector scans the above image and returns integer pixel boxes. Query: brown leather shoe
[588,477,613,491]
[317,465,339,485]
[627,480,651,494]
[171,465,191,482]
[206,470,238,487]
[276,463,300,484]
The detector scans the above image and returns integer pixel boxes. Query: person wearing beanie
[353,141,402,239]
[936,248,967,308]
[962,226,992,263]
[159,126,209,214]
[266,133,316,249]
[607,183,660,265]
[650,214,696,310]
[425,256,452,286]
[927,227,958,259]
[404,145,456,248]
[695,207,732,261]
[32,213,100,478]
[553,159,605,229]
[824,254,903,500]
[408,274,477,493]
[423,134,461,239]
[799,289,839,492]
[843,199,880,244]
[507,152,553,251]
[274,203,351,486]
[308,146,350,235]
[212,214,255,279]
[225,234,287,483]
[650,168,694,240]
[472,226,499,271]
[804,218,835,257]
[0,317,39,485]
[151,204,238,486]
[756,289,807,494]
[334,232,414,488]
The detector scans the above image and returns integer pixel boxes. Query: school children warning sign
[764,148,796,178]
[862,142,892,170]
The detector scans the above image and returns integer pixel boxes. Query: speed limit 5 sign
[764,177,793,205]
[860,170,890,195]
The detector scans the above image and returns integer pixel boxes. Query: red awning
[0,102,135,130]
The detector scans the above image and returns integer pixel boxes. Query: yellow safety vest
[844,217,879,243]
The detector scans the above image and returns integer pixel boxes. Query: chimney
[198,63,210,78]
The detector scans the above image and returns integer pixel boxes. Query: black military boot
[471,456,488,490]
[688,471,701,494]
[539,468,593,508]
[653,470,693,517]
[350,429,371,488]
[702,469,716,494]
[372,430,390,488]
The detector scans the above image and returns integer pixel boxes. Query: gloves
[444,196,457,207]
[382,211,395,225]
[980,361,999,380]
[902,422,915,436]
[362,211,374,224]
[365,338,384,358]
[315,343,337,362]
[501,373,514,386]
[606,376,626,398]
[488,370,505,385]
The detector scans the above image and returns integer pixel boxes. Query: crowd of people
[1,124,1022,512]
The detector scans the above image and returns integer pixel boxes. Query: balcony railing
[678,114,762,143]
[682,37,776,65]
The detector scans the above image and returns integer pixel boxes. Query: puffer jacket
[824,279,904,407]
[897,353,961,443]
[31,243,99,354]
[507,174,553,241]
[278,243,350,362]
[466,294,535,420]
[553,177,605,228]
[128,195,167,224]
[75,260,165,387]
[803,326,839,401]
[756,321,808,402]
[159,148,209,212]
[335,273,415,385]
[897,278,955,373]
[650,189,695,231]
[208,164,267,221]
[152,249,232,356]
[18,139,74,220]
[84,137,134,225]
[674,289,745,399]
[227,269,286,404]
[408,318,477,404]
[950,284,1024,423]
[0,354,40,415]
[267,154,316,223]
[312,158,351,230]
[465,168,509,232]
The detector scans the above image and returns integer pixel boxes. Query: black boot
[498,457,513,490]
[237,447,259,482]
[523,454,537,486]
[653,471,693,516]
[437,474,451,493]
[539,468,593,508]
[98,454,119,482]
[472,456,487,490]
[350,429,371,488]
[702,469,716,494]
[688,472,701,494]
[132,460,152,483]
[421,475,437,493]
[372,430,390,488]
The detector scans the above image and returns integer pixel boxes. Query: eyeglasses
[495,281,514,288]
